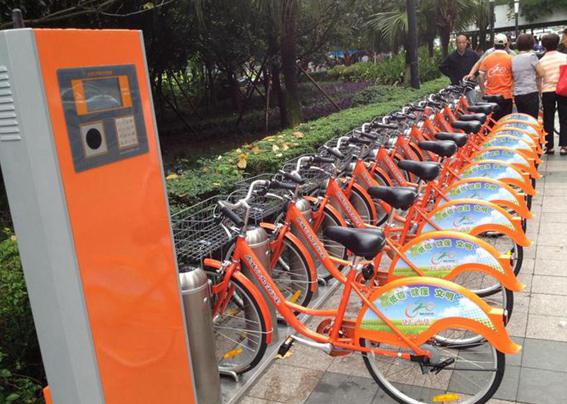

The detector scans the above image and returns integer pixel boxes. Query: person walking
[439,34,480,85]
[538,33,567,155]
[512,34,541,119]
[478,34,514,122]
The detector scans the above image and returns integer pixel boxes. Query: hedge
[167,76,449,207]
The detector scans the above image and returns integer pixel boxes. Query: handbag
[557,64,567,97]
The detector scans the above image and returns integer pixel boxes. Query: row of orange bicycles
[173,81,543,404]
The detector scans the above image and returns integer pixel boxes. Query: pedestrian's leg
[515,94,530,116]
[542,92,556,151]
[501,99,513,117]
[558,95,567,149]
[525,92,539,119]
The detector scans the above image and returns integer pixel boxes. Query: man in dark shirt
[439,34,480,84]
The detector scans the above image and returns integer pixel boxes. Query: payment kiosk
[0,29,197,403]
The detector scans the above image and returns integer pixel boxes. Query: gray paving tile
[514,291,530,314]
[541,197,567,212]
[533,259,567,276]
[517,273,533,293]
[275,343,333,372]
[247,362,323,403]
[517,367,567,404]
[326,352,372,379]
[508,337,525,367]
[305,372,378,404]
[508,309,528,338]
[519,258,535,275]
[370,384,443,403]
[540,212,567,223]
[529,293,567,316]
[526,314,567,342]
[535,231,567,246]
[536,245,567,261]
[538,222,567,235]
[522,338,567,372]
[493,365,521,402]
[532,275,567,295]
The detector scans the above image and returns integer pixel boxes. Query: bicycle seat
[324,227,386,259]
[452,120,482,133]
[459,113,486,124]
[435,132,468,147]
[397,160,440,182]
[418,140,457,158]
[467,104,494,114]
[367,186,418,210]
[482,95,504,102]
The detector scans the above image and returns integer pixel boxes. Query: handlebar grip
[360,131,378,140]
[270,180,297,191]
[312,156,335,164]
[323,146,345,159]
[220,206,244,227]
[279,170,305,184]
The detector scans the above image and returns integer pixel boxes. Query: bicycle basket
[171,196,235,263]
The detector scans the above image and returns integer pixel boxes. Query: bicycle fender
[458,161,536,196]
[472,147,540,179]
[231,271,274,344]
[482,135,541,163]
[494,121,542,138]
[420,199,531,247]
[259,222,318,293]
[203,258,274,344]
[500,113,539,126]
[354,277,521,354]
[389,231,523,292]
[440,178,532,219]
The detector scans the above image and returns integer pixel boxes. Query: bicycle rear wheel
[204,269,269,375]
[361,335,505,404]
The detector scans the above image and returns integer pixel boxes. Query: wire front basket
[172,196,234,263]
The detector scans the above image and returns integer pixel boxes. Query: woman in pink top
[538,33,567,155]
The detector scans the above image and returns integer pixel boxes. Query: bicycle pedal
[277,336,295,358]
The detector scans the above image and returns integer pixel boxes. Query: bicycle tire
[349,185,376,226]
[203,269,269,375]
[361,338,505,404]
[314,206,348,281]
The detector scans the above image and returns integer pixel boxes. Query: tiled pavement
[237,154,567,404]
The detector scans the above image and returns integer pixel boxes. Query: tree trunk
[280,0,302,128]
[271,62,287,129]
[439,27,450,59]
[427,38,434,57]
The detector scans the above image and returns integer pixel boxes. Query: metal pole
[11,9,25,28]
[489,0,495,45]
[406,0,420,89]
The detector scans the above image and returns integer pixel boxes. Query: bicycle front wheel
[361,336,505,404]
[205,270,269,375]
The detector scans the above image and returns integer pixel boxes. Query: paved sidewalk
[238,155,567,404]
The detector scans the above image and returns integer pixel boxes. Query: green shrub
[0,230,44,403]
[327,47,442,85]
[167,77,449,207]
